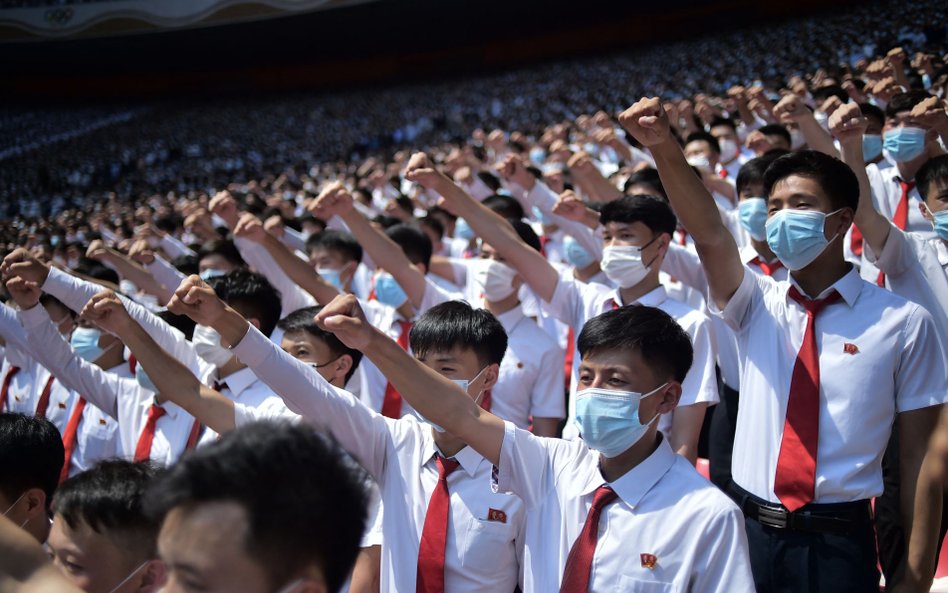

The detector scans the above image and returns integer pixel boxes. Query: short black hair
[709,117,737,132]
[885,90,935,118]
[144,422,368,592]
[386,223,433,269]
[40,294,74,319]
[685,131,721,154]
[0,413,64,512]
[736,151,789,196]
[482,194,525,221]
[812,85,849,105]
[758,124,792,146]
[858,102,885,128]
[763,150,859,211]
[199,239,245,268]
[410,301,507,369]
[916,154,948,201]
[157,309,196,341]
[212,270,282,337]
[507,218,542,253]
[623,167,666,198]
[578,305,693,383]
[306,229,363,264]
[277,306,363,383]
[599,195,677,236]
[419,215,444,240]
[53,460,163,561]
[171,254,200,277]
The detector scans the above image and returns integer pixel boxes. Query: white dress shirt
[63,366,120,478]
[864,225,948,335]
[231,324,526,593]
[544,280,719,440]
[495,422,755,593]
[235,238,319,317]
[712,266,948,503]
[489,307,565,428]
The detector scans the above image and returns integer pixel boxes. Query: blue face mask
[374,273,408,308]
[70,326,110,362]
[317,267,344,292]
[412,369,486,432]
[862,134,883,161]
[929,207,948,241]
[563,235,596,269]
[738,198,768,241]
[884,127,927,162]
[532,206,553,226]
[455,218,476,241]
[574,383,667,458]
[529,147,547,165]
[135,364,158,393]
[765,209,842,271]
[200,268,227,281]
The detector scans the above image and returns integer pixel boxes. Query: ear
[413,262,428,276]
[24,488,46,520]
[482,363,502,391]
[332,354,353,385]
[919,200,935,222]
[835,207,855,236]
[136,559,168,593]
[248,318,262,331]
[512,273,524,291]
[655,382,683,415]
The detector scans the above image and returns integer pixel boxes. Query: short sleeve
[707,266,760,333]
[863,223,915,277]
[894,305,948,413]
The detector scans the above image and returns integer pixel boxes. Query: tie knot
[590,485,619,510]
[147,404,166,421]
[788,286,841,317]
[436,456,460,479]
[899,179,916,193]
[212,381,229,392]
[398,320,414,333]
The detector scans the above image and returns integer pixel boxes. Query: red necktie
[849,224,864,257]
[0,365,21,411]
[34,375,55,418]
[381,320,413,418]
[774,287,841,511]
[559,485,619,593]
[877,180,916,286]
[59,398,87,484]
[134,404,166,462]
[416,456,461,593]
[610,299,621,310]
[750,256,784,277]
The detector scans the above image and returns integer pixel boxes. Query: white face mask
[686,154,712,172]
[790,128,806,150]
[719,138,740,161]
[191,325,234,368]
[474,259,518,302]
[600,241,658,288]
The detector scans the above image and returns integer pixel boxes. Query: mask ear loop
[106,561,150,593]
[639,382,671,426]
[469,366,490,406]
[2,491,32,529]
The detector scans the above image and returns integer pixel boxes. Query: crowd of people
[1,1,948,593]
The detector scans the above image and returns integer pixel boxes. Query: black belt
[730,484,872,535]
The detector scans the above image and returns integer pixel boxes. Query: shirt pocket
[459,516,516,570]
[616,576,677,593]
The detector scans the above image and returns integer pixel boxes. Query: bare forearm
[899,407,943,588]
[531,417,560,438]
[261,233,339,304]
[797,117,839,158]
[840,142,890,253]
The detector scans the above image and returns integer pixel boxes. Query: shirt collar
[495,306,525,332]
[608,285,668,309]
[573,435,677,510]
[786,265,862,307]
[217,367,259,398]
[421,438,485,478]
[739,245,780,266]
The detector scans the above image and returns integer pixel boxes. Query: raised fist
[619,97,673,147]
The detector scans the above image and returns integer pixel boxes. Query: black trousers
[708,382,740,497]
[744,512,880,593]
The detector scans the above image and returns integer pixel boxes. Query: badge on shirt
[58,402,67,409]
[640,553,657,569]
[843,343,860,355]
[487,508,507,524]
[99,419,107,425]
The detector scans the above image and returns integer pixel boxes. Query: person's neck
[433,429,467,458]
[791,252,850,298]
[95,351,125,372]
[599,430,661,482]
[896,156,926,182]
[573,261,602,282]
[484,295,520,316]
[751,238,777,262]
[218,356,246,379]
[721,153,738,166]
[617,275,661,306]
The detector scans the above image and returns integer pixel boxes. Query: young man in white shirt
[404,153,717,463]
[311,294,755,593]
[618,96,947,592]
[164,276,527,593]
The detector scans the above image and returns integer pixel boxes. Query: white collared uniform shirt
[712,266,948,503]
[495,421,754,593]
[231,325,526,593]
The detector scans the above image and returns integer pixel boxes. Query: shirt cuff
[231,324,270,367]
[492,420,519,494]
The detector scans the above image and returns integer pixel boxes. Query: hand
[263,215,285,239]
[309,182,355,220]
[208,191,240,229]
[745,129,774,155]
[404,152,446,189]
[1,248,50,287]
[887,47,907,68]
[828,103,868,145]
[773,94,810,123]
[313,294,375,352]
[128,239,155,265]
[81,290,135,337]
[85,239,110,262]
[496,154,536,190]
[453,166,474,186]
[910,96,948,131]
[818,95,844,118]
[552,190,588,222]
[167,275,228,327]
[233,213,268,243]
[618,97,673,147]
[4,275,41,309]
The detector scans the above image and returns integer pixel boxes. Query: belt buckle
[757,504,789,529]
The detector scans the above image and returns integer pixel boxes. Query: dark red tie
[416,456,461,593]
[774,287,841,511]
[381,320,413,418]
[59,398,87,484]
[559,485,619,593]
[34,375,55,418]
[877,180,915,287]
[750,256,784,277]
[134,404,166,462]
[0,365,21,411]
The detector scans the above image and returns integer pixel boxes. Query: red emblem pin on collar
[640,553,657,569]
[843,343,859,355]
